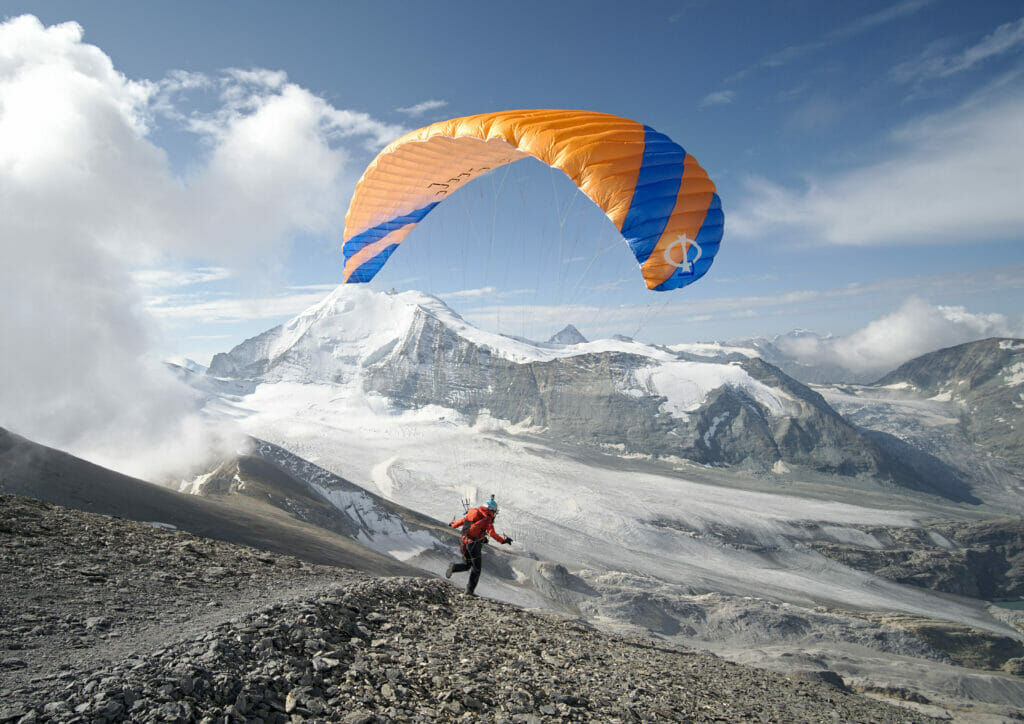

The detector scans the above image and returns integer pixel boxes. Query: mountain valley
[5,285,1024,721]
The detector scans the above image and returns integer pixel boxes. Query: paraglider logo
[663,234,701,274]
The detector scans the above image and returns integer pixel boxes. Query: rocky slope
[1,494,943,723]
[0,427,417,577]
[184,438,453,563]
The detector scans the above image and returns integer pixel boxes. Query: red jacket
[451,506,507,544]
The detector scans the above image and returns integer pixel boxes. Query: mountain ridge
[0,426,418,577]
[818,337,1024,493]
[205,286,973,500]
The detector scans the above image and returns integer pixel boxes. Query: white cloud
[440,286,497,299]
[457,293,1024,382]
[0,15,403,480]
[700,90,735,108]
[831,0,935,39]
[951,16,1024,74]
[727,0,934,81]
[729,83,1024,245]
[133,267,234,289]
[450,264,1024,352]
[145,288,334,323]
[396,99,448,117]
[775,297,1024,379]
[893,16,1024,82]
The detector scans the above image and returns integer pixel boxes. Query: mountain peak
[548,324,587,345]
[207,285,464,381]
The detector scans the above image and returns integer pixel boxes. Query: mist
[776,297,1024,381]
[0,15,398,481]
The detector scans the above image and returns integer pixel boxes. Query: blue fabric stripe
[621,126,686,265]
[343,201,441,283]
[652,194,724,291]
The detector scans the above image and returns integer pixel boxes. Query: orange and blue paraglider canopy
[342,109,723,291]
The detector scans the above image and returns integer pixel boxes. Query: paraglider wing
[342,110,723,291]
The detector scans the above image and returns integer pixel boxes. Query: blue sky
[3,0,1024,375]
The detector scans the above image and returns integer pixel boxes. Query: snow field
[216,380,1011,637]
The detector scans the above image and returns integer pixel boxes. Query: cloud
[133,267,234,289]
[893,16,1024,82]
[784,95,843,131]
[449,263,1024,351]
[459,292,1024,383]
[144,288,335,323]
[396,99,448,117]
[439,286,537,302]
[729,82,1024,245]
[700,90,735,108]
[0,15,402,480]
[774,297,1024,379]
[166,74,405,258]
[830,0,935,40]
[728,0,934,82]
[440,286,497,300]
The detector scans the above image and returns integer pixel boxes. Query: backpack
[460,506,491,541]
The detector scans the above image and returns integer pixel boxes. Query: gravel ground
[1,493,943,722]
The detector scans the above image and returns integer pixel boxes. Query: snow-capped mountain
[184,437,451,564]
[815,338,1024,513]
[547,324,588,345]
[206,285,962,499]
[0,425,416,577]
[672,331,861,384]
[876,338,1024,467]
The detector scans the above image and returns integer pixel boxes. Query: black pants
[451,538,484,593]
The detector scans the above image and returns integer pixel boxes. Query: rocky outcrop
[808,518,1024,601]
[1,494,939,723]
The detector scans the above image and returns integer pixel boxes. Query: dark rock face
[874,338,1019,392]
[193,438,452,551]
[1,494,938,723]
[362,311,677,455]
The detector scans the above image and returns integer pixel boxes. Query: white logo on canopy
[663,234,702,273]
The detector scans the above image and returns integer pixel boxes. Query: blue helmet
[485,497,498,512]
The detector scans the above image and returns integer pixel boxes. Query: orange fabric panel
[344,134,526,241]
[342,110,648,247]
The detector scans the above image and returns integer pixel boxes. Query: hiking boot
[445,563,454,579]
